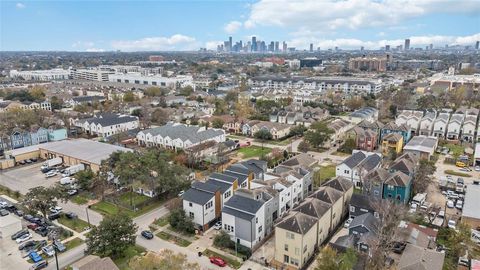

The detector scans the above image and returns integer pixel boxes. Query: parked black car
[19,240,37,250]
[393,242,407,254]
[48,212,61,221]
[31,261,48,270]
[11,229,29,240]
[141,230,154,239]
[5,204,17,212]
[24,215,36,222]
[65,212,78,219]
[35,227,49,237]
[41,167,52,173]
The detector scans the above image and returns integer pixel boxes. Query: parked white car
[49,206,62,213]
[456,200,463,210]
[448,219,457,229]
[45,171,57,178]
[344,217,354,228]
[213,221,222,230]
[446,200,455,208]
[16,233,32,244]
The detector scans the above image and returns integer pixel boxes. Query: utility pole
[85,207,91,227]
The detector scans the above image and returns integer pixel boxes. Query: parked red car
[210,256,227,267]
[27,223,39,230]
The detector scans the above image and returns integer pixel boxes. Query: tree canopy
[23,186,68,218]
[304,121,334,148]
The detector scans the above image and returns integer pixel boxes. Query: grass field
[118,192,150,206]
[91,198,165,218]
[58,216,90,233]
[314,164,337,186]
[203,249,241,269]
[444,143,465,157]
[70,194,89,205]
[237,146,272,158]
[113,245,146,270]
[156,231,191,247]
[64,237,84,250]
[444,170,472,177]
[153,215,169,227]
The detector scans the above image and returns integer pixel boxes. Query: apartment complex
[348,56,387,72]
[9,69,70,81]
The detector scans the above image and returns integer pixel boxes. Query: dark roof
[222,140,237,148]
[294,198,331,218]
[311,186,343,204]
[323,177,353,193]
[276,212,318,235]
[222,206,255,221]
[365,167,390,184]
[209,173,237,184]
[349,213,378,233]
[342,151,367,169]
[206,179,232,193]
[350,194,375,211]
[225,164,250,176]
[281,153,317,168]
[384,171,411,187]
[72,96,106,103]
[191,181,220,193]
[82,114,138,127]
[357,154,382,171]
[182,188,215,205]
[224,194,264,214]
[222,171,248,185]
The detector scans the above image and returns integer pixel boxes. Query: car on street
[41,245,55,257]
[448,219,457,229]
[475,166,480,172]
[344,217,354,228]
[11,229,29,240]
[447,200,455,208]
[48,212,61,220]
[141,230,154,239]
[30,261,48,270]
[49,206,63,213]
[16,233,32,243]
[67,189,78,196]
[45,171,57,178]
[0,209,9,216]
[213,221,222,230]
[210,256,227,267]
[53,240,66,252]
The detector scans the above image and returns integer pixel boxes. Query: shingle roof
[384,171,411,187]
[357,154,381,171]
[311,186,343,204]
[349,212,378,233]
[342,151,367,169]
[222,206,255,221]
[276,212,318,235]
[191,181,220,193]
[224,194,264,214]
[205,179,232,193]
[294,198,331,218]
[140,123,224,144]
[209,173,237,184]
[222,171,248,185]
[281,153,317,168]
[350,194,376,212]
[323,177,353,193]
[365,168,390,184]
[182,188,215,205]
[82,114,138,127]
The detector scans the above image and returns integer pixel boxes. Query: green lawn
[444,170,472,178]
[71,194,89,205]
[64,237,84,250]
[156,231,192,247]
[90,198,166,218]
[58,215,90,233]
[153,215,169,227]
[237,146,272,158]
[203,249,241,269]
[118,192,150,206]
[314,164,337,186]
[113,245,146,270]
[444,143,465,157]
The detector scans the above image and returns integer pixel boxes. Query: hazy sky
[1,0,479,51]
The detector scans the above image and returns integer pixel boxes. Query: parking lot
[0,163,60,194]
[0,213,34,270]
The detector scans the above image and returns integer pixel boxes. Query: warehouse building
[462,184,480,228]
[6,139,132,172]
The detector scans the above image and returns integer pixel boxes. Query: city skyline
[1,0,479,51]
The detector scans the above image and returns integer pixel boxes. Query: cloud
[224,21,242,34]
[244,0,480,31]
[16,2,25,9]
[205,41,223,50]
[286,33,480,50]
[86,48,105,52]
[111,34,198,51]
[72,41,95,48]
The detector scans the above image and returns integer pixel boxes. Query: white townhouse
[461,108,479,143]
[432,112,450,138]
[418,111,436,136]
[336,150,382,188]
[182,181,221,231]
[222,194,268,249]
[446,113,465,141]
[395,110,424,136]
[136,123,225,150]
[74,113,139,138]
